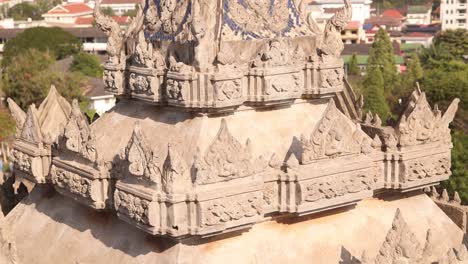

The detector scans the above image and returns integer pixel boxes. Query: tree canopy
[71,53,104,78]
[368,28,400,93]
[433,29,468,61]
[363,66,390,122]
[1,49,86,109]
[7,2,41,21]
[348,53,361,76]
[2,27,81,66]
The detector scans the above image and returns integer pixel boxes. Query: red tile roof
[382,9,404,19]
[345,21,361,30]
[75,16,130,25]
[403,32,432,38]
[47,3,93,15]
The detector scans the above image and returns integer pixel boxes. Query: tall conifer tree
[363,66,390,122]
[368,28,399,93]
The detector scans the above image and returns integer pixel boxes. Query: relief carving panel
[201,192,263,227]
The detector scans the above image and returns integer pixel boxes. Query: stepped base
[0,188,463,264]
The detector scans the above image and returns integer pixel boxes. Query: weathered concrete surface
[0,188,463,264]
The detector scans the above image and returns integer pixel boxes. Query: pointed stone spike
[372,114,382,127]
[441,189,449,202]
[286,154,299,170]
[268,153,282,169]
[6,98,26,130]
[431,186,439,198]
[371,135,382,149]
[423,229,435,256]
[423,187,431,193]
[360,250,372,264]
[453,191,462,204]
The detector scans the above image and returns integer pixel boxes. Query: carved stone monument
[1,0,464,263]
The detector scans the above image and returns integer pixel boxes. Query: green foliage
[348,53,361,76]
[433,29,468,61]
[71,53,103,78]
[123,5,139,17]
[0,108,15,142]
[441,132,468,203]
[363,66,390,122]
[368,28,400,93]
[101,7,116,16]
[2,27,82,66]
[1,49,86,109]
[35,0,61,15]
[7,2,41,20]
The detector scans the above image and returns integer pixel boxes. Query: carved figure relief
[194,119,267,185]
[145,0,192,41]
[103,70,124,93]
[304,170,376,202]
[397,90,459,147]
[114,189,150,225]
[301,100,373,163]
[319,0,351,60]
[94,0,144,66]
[10,149,32,174]
[166,79,186,101]
[202,192,263,226]
[129,73,152,95]
[121,123,161,184]
[51,165,91,198]
[63,100,97,162]
[404,155,450,183]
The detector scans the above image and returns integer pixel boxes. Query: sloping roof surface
[47,3,93,14]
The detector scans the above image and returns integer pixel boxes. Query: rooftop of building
[45,3,93,15]
[402,32,433,38]
[100,0,141,4]
[407,5,432,14]
[342,42,401,56]
[344,21,361,30]
[75,16,130,25]
[381,9,405,19]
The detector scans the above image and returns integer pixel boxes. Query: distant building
[401,32,434,48]
[100,0,140,16]
[364,23,402,43]
[406,5,432,25]
[309,0,373,25]
[84,78,116,116]
[441,0,468,30]
[381,9,406,23]
[74,15,130,28]
[42,3,93,25]
[341,21,364,44]
[342,42,405,72]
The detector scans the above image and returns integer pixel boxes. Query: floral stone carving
[201,192,263,227]
[194,119,267,185]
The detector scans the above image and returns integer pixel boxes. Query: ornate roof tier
[6,0,461,243]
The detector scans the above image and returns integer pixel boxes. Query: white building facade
[441,0,468,30]
[309,0,373,25]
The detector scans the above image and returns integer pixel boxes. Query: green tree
[1,49,86,109]
[2,27,81,66]
[367,28,399,93]
[7,2,41,20]
[348,53,361,76]
[123,5,139,17]
[101,7,115,16]
[433,29,468,60]
[401,53,424,92]
[363,66,390,122]
[0,108,15,142]
[35,0,61,15]
[441,132,468,203]
[71,53,103,78]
